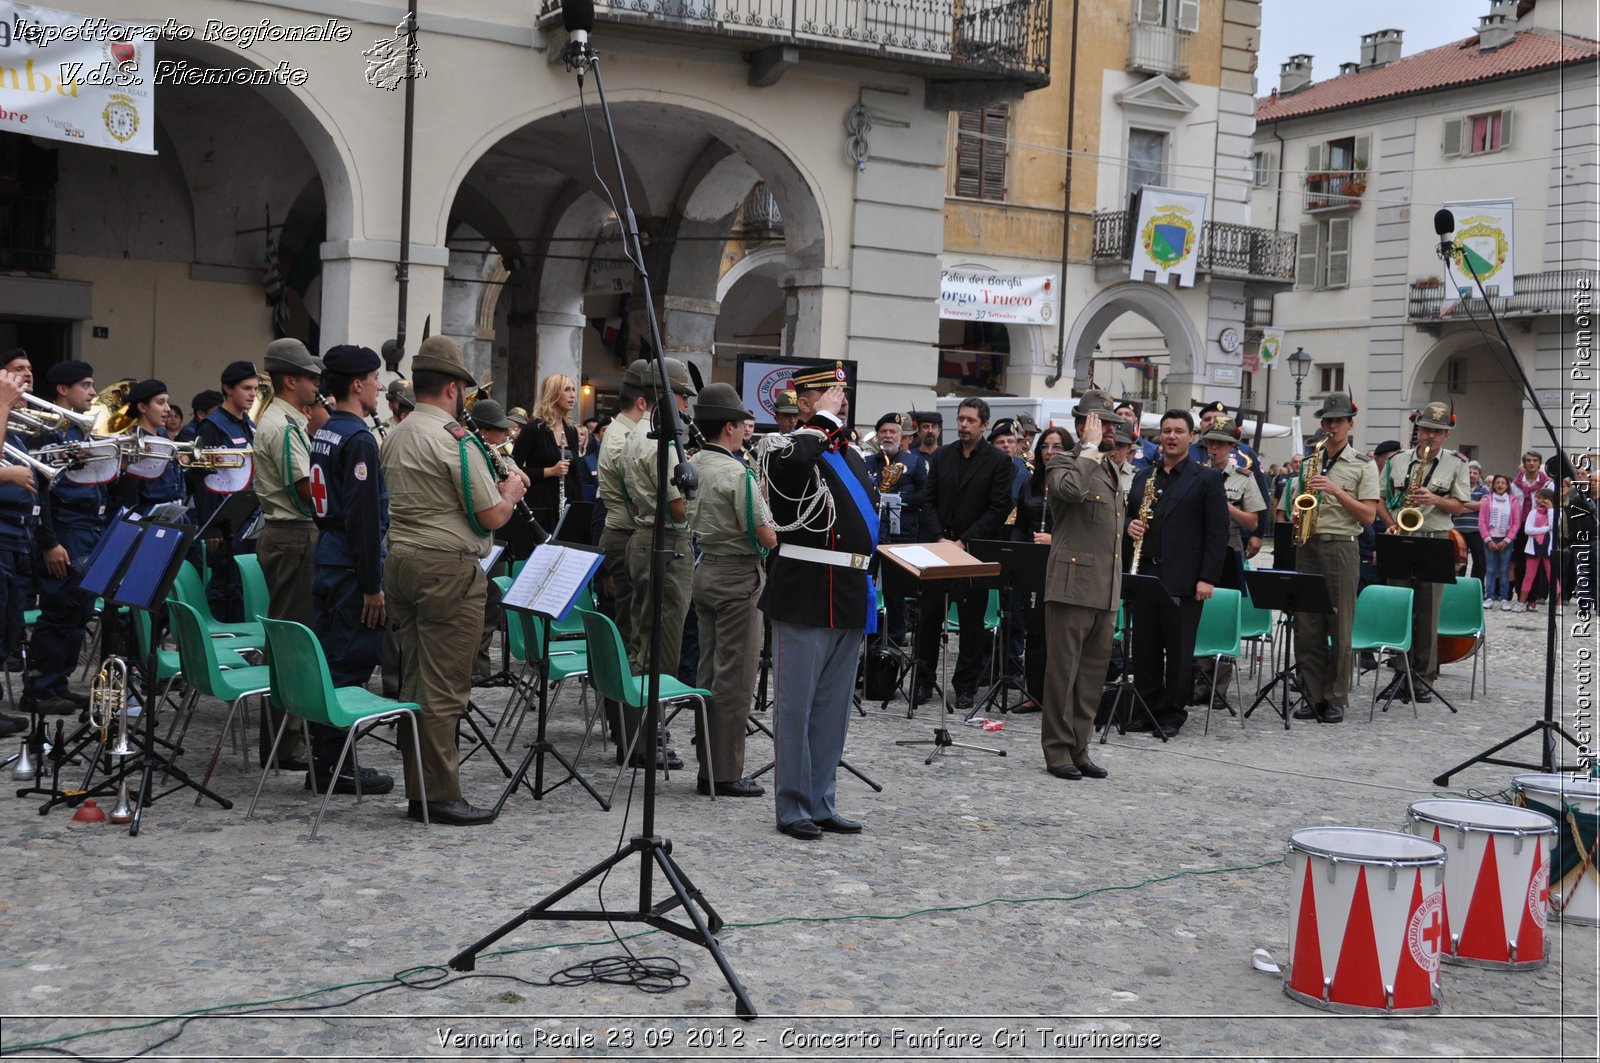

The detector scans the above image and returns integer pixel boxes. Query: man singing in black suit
[914,397,1014,709]
[1125,409,1228,737]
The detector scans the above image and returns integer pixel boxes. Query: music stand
[553,500,596,546]
[1243,569,1332,728]
[966,539,1046,719]
[1098,573,1172,743]
[491,542,609,814]
[1373,534,1459,715]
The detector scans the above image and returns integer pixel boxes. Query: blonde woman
[511,373,583,538]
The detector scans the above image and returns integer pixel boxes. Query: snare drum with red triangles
[1284,827,1447,1014]
[1405,799,1556,969]
[1513,773,1600,927]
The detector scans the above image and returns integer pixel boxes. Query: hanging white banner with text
[938,268,1057,325]
[1128,187,1208,288]
[1443,198,1515,298]
[0,2,157,153]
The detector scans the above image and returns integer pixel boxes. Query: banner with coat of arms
[0,2,156,154]
[1443,199,1515,297]
[1128,187,1208,288]
[1258,327,1285,365]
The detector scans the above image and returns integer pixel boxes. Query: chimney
[1360,28,1404,68]
[1478,1,1519,49]
[1339,61,1360,75]
[1279,54,1313,95]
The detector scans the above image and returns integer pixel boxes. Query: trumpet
[174,442,254,470]
[1394,442,1435,534]
[31,436,125,469]
[20,392,99,434]
[3,441,59,481]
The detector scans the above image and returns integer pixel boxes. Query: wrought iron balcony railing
[1091,209,1299,283]
[537,0,1051,83]
[1303,170,1367,212]
[1407,270,1598,322]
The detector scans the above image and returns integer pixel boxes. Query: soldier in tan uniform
[594,358,652,753]
[1375,401,1471,701]
[380,336,527,826]
[1200,418,1267,559]
[688,383,777,797]
[1286,393,1380,724]
[621,357,697,769]
[1039,390,1122,781]
[252,338,325,768]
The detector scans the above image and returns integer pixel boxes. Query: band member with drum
[1125,409,1228,738]
[759,362,878,839]
[688,383,777,798]
[253,339,323,768]
[1039,393,1120,778]
[190,360,259,622]
[1287,393,1379,724]
[382,336,526,826]
[113,380,187,515]
[25,360,108,716]
[307,343,395,796]
[863,412,926,645]
[1375,402,1471,702]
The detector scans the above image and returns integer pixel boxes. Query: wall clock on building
[1218,327,1241,354]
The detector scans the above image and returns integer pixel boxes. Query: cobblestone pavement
[0,599,1595,1061]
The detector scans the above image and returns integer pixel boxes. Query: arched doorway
[1065,282,1206,409]
[1408,332,1523,474]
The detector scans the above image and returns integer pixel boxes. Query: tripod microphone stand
[1427,207,1584,784]
[449,9,754,1018]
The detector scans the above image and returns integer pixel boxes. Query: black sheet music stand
[1243,569,1332,728]
[966,539,1047,719]
[492,542,610,814]
[1374,534,1459,715]
[553,500,596,546]
[1098,573,1172,743]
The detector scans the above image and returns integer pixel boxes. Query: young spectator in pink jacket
[1478,474,1521,608]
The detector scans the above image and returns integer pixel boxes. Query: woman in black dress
[1013,426,1073,711]
[511,373,583,538]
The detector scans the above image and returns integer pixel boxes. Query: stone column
[318,239,448,365]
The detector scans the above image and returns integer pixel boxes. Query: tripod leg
[649,847,756,1018]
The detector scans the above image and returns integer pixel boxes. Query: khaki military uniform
[1291,445,1381,711]
[1219,462,1267,557]
[622,412,693,679]
[1386,446,1471,679]
[380,402,502,803]
[253,396,317,756]
[592,412,639,745]
[1040,445,1124,769]
[690,445,774,785]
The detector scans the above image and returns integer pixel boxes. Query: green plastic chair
[250,618,428,838]
[236,553,270,625]
[1349,585,1417,720]
[489,576,593,750]
[1438,576,1487,699]
[576,608,713,802]
[1238,592,1275,691]
[1195,588,1244,734]
[172,561,267,648]
[166,600,273,802]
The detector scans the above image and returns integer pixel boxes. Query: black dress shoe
[912,683,933,705]
[954,691,975,711]
[276,754,310,772]
[1047,762,1083,780]
[1318,705,1345,723]
[777,819,822,840]
[1292,703,1319,720]
[1074,759,1109,779]
[407,798,496,825]
[1410,688,1433,704]
[47,689,90,709]
[0,713,26,737]
[815,815,861,833]
[1377,674,1407,701]
[1011,700,1042,714]
[306,766,395,796]
[697,777,765,797]
[1122,716,1155,733]
[627,747,685,771]
[22,694,79,716]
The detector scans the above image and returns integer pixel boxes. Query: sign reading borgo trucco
[0,2,156,153]
[938,268,1058,325]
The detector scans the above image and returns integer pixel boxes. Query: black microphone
[1433,207,1455,262]
[562,0,594,47]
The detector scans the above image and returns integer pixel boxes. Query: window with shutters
[1131,0,1199,31]
[1252,150,1275,188]
[952,104,1009,201]
[1295,218,1352,290]
[1316,364,1345,395]
[1443,109,1514,157]
[1128,0,1197,75]
[1304,134,1369,210]
[1128,127,1167,197]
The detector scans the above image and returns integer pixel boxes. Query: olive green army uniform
[1291,446,1380,711]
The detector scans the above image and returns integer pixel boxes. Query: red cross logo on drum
[1422,908,1443,952]
[1407,892,1444,971]
[309,463,329,518]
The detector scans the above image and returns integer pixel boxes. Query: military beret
[910,410,943,427]
[1197,400,1229,416]
[875,412,904,431]
[220,360,258,386]
[191,389,223,412]
[126,379,168,409]
[0,347,26,366]
[1373,439,1403,459]
[322,344,381,376]
[988,419,1017,441]
[45,360,93,387]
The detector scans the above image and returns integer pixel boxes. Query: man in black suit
[914,396,1015,709]
[1125,409,1229,737]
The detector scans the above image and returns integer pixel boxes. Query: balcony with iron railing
[536,0,1051,84]
[1407,270,1598,323]
[1127,22,1190,78]
[1303,170,1367,213]
[1091,209,1298,284]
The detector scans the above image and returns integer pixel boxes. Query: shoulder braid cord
[284,422,314,518]
[458,432,496,539]
[758,433,834,534]
[742,467,770,558]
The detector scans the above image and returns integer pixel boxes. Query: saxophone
[1394,442,1435,533]
[1129,480,1157,574]
[1292,438,1327,546]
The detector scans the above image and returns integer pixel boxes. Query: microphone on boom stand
[1433,207,1456,262]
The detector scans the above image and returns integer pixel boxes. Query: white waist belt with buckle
[779,543,871,570]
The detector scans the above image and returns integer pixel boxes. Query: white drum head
[1409,798,1557,834]
[1514,773,1600,808]
[1290,826,1446,865]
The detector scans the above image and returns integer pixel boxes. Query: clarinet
[464,411,544,534]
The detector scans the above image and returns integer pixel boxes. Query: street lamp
[1285,346,1313,455]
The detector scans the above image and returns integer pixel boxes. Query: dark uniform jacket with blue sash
[760,412,879,630]
[113,427,186,514]
[189,406,255,525]
[0,429,39,545]
[309,412,389,596]
[38,425,109,555]
[863,446,927,543]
